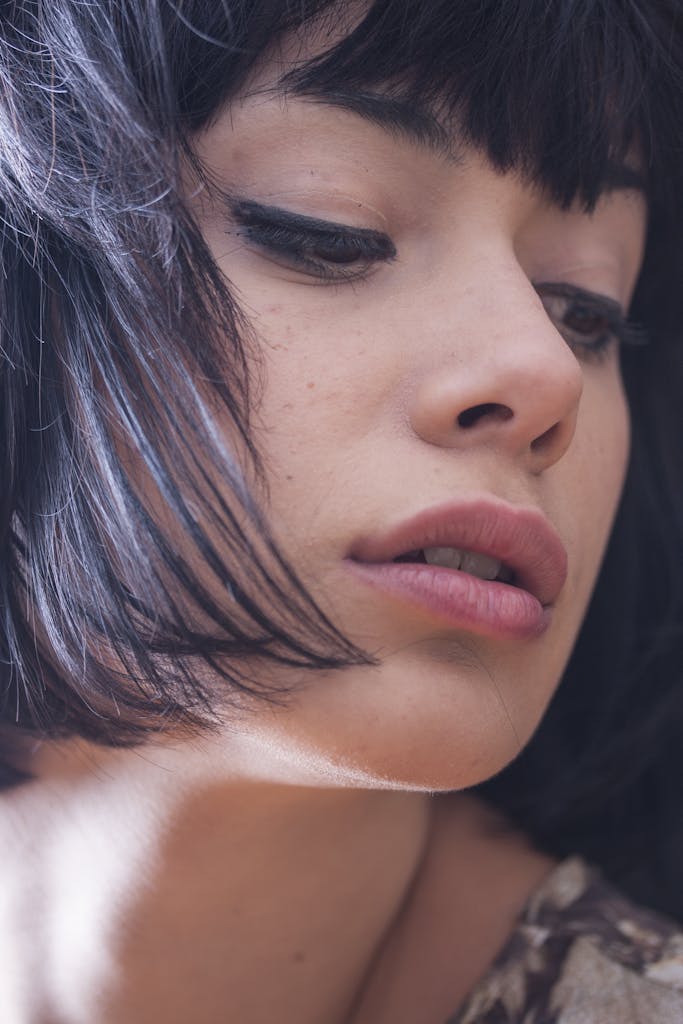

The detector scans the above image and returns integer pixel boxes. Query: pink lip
[345,497,568,640]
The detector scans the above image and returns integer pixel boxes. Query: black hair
[2,0,683,918]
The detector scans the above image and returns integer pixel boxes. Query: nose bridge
[408,253,584,468]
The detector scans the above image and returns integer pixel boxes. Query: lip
[345,496,568,640]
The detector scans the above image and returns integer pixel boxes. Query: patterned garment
[447,857,683,1023]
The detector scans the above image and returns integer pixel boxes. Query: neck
[16,735,553,1024]
[18,735,432,1024]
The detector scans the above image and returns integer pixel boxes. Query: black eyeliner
[535,281,648,350]
[229,198,396,255]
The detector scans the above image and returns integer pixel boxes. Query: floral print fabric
[447,857,683,1023]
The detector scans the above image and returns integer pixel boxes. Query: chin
[351,726,529,793]
[354,668,554,792]
[276,701,536,794]
[245,648,561,792]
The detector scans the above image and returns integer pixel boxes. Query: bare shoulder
[350,793,557,1024]
[0,739,177,1024]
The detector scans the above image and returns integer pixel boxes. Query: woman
[2,1,683,1021]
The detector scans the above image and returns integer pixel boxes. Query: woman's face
[191,66,646,791]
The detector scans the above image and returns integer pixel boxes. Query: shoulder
[432,799,683,1023]
[449,857,683,1023]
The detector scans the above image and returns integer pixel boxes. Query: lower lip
[345,561,551,640]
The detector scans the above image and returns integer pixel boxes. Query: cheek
[585,371,630,506]
[565,370,630,596]
[248,310,389,494]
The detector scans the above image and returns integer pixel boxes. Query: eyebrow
[289,88,457,160]
[287,86,648,194]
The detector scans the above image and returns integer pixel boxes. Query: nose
[408,271,584,473]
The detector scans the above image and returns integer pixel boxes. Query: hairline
[263,82,650,203]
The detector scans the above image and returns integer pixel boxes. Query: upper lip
[348,496,568,606]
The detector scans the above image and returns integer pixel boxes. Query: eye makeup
[226,199,646,362]
[534,282,647,363]
[227,199,396,282]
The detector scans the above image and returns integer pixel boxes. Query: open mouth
[345,496,568,639]
[393,546,515,585]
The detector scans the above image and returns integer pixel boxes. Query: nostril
[458,403,514,429]
[530,421,561,453]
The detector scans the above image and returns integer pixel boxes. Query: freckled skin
[7,43,647,1024]
[192,90,642,793]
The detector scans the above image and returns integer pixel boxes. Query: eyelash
[227,201,647,363]
[228,200,396,283]
[533,282,647,364]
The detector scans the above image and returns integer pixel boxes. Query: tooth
[460,551,502,580]
[423,547,463,570]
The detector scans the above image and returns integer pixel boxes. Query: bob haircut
[2,1,683,915]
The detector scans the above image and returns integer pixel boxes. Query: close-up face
[189,50,647,792]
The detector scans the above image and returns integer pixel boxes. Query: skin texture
[189,83,643,794]
[5,50,647,1024]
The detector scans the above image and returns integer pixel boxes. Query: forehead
[234,62,645,214]
[231,1,650,212]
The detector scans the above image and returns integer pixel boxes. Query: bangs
[268,0,681,210]
[1,0,681,769]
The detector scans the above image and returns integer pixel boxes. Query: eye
[302,235,368,264]
[227,199,396,282]
[534,282,646,363]
[563,304,611,338]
